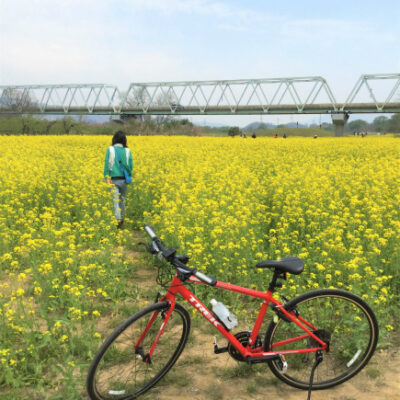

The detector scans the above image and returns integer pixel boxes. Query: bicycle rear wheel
[87,301,191,400]
[265,289,378,390]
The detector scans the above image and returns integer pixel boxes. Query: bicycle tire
[264,289,378,390]
[87,301,191,400]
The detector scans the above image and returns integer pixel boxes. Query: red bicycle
[87,225,379,400]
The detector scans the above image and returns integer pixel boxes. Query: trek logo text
[188,295,220,328]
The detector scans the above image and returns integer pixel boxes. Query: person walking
[103,131,133,228]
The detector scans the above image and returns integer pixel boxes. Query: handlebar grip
[144,224,215,286]
[193,270,217,286]
[144,225,157,240]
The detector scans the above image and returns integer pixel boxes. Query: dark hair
[112,131,127,147]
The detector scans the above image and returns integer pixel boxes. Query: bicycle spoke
[265,290,378,390]
[87,303,190,399]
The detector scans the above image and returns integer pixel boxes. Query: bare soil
[130,231,400,400]
[140,329,400,400]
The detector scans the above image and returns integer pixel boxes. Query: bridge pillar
[331,113,349,136]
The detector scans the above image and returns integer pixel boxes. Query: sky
[1,0,399,126]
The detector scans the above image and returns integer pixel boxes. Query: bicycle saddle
[256,257,304,275]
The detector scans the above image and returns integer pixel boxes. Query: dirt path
[139,331,399,400]
[131,232,400,400]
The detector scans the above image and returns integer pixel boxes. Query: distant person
[283,133,287,138]
[273,134,278,138]
[104,131,134,229]
[252,133,256,139]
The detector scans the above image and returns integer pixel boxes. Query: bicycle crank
[227,331,262,362]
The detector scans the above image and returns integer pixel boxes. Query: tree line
[0,114,399,136]
[345,115,400,133]
[0,115,200,136]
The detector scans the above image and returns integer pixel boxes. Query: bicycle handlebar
[144,225,217,286]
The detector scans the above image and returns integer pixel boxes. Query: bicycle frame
[136,274,329,362]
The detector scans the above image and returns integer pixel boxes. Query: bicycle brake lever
[145,243,158,255]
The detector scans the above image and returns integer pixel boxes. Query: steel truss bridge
[1,73,399,135]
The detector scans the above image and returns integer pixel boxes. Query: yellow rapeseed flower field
[0,134,399,397]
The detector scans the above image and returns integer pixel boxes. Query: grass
[179,354,205,366]
[365,368,381,379]
[245,381,258,394]
[217,363,255,379]
[157,371,190,388]
[205,384,224,400]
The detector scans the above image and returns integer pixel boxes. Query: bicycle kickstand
[307,350,323,400]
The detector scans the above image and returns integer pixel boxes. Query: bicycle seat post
[268,269,285,292]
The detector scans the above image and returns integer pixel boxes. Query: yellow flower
[52,321,62,332]
[59,335,69,343]
[39,263,52,274]
[34,286,42,295]
[385,325,394,332]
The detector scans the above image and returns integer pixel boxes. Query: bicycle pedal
[212,336,228,354]
[277,354,288,373]
[212,336,220,352]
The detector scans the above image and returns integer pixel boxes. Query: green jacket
[104,145,133,179]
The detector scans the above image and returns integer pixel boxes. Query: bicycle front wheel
[265,289,378,390]
[87,301,191,400]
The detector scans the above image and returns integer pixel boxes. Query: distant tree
[153,91,180,125]
[348,119,368,132]
[0,116,20,134]
[60,117,76,134]
[180,118,193,126]
[44,119,58,135]
[20,116,38,134]
[0,88,36,112]
[120,88,150,123]
[228,126,241,137]
[387,114,400,133]
[372,116,389,133]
